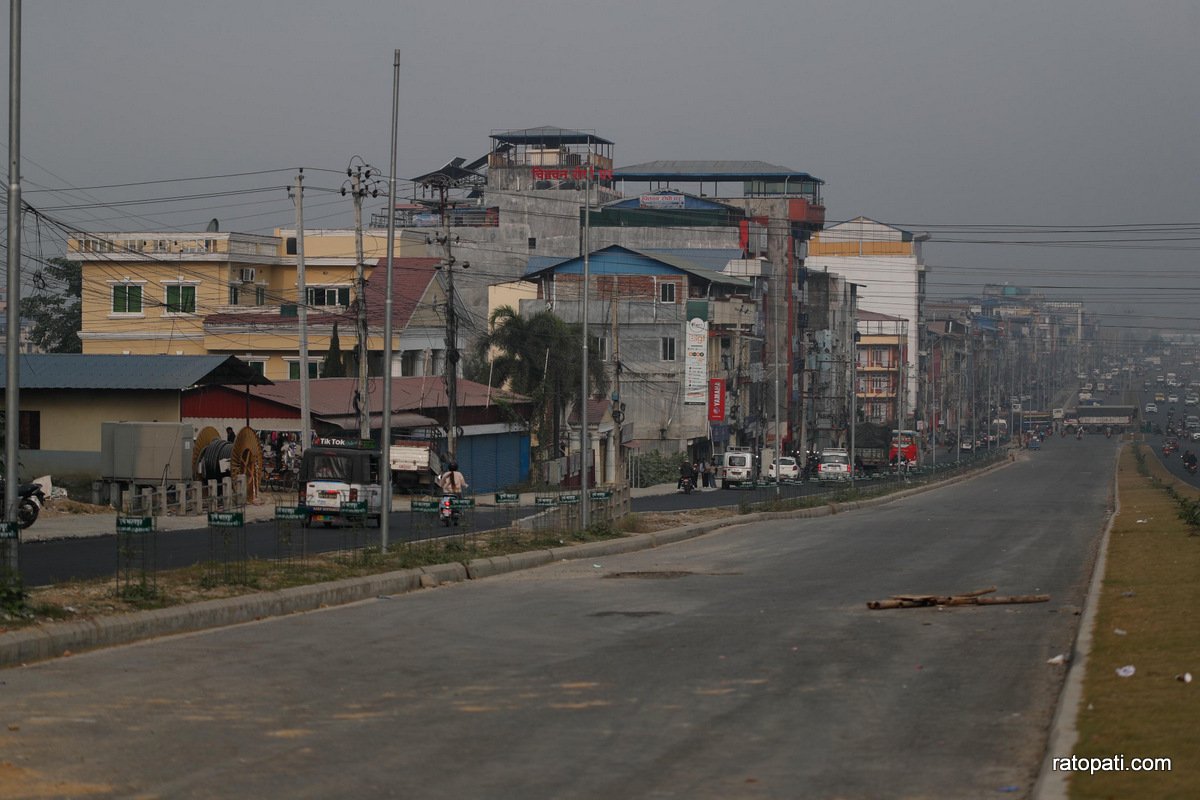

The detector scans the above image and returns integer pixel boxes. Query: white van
[718,449,754,488]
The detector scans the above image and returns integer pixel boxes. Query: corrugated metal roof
[523,245,751,288]
[490,126,614,146]
[0,354,272,390]
[614,160,823,184]
[250,376,530,416]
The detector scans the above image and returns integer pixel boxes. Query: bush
[630,450,682,488]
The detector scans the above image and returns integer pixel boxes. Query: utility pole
[294,172,311,454]
[580,152,592,528]
[4,0,22,589]
[437,185,461,460]
[342,157,380,439]
[380,48,400,552]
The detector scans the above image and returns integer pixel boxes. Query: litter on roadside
[867,586,1050,610]
[1116,665,1136,678]
[1047,654,1067,665]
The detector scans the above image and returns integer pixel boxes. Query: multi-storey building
[806,217,927,417]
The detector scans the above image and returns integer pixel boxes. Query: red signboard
[708,379,726,422]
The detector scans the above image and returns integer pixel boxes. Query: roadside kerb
[2,456,1012,670]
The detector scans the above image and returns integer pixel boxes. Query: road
[1,436,1117,798]
[18,451,1002,588]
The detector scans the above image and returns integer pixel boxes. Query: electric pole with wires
[341,157,382,439]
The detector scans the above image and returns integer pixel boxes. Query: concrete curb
[1,456,1012,670]
[1031,445,1122,799]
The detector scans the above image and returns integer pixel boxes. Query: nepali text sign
[495,492,520,506]
[117,516,154,534]
[0,521,19,540]
[557,493,581,505]
[275,506,309,521]
[638,192,685,209]
[589,490,612,501]
[411,499,439,512]
[208,511,244,528]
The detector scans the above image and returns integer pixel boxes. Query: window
[229,284,240,305]
[660,281,676,303]
[308,286,351,307]
[112,284,143,314]
[244,361,266,376]
[19,410,40,450]
[593,336,608,361]
[164,284,197,314]
[255,286,267,305]
[661,337,676,361]
[288,361,322,380]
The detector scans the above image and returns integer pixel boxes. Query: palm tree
[473,305,608,461]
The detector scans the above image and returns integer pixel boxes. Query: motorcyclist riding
[437,461,469,526]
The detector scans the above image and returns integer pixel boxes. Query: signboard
[589,490,613,501]
[535,496,558,507]
[449,497,475,510]
[340,501,368,516]
[0,521,19,540]
[708,378,726,422]
[495,492,520,506]
[274,506,309,521]
[685,317,708,404]
[208,511,244,528]
[116,516,154,534]
[411,498,439,512]
[638,192,686,209]
[557,493,581,505]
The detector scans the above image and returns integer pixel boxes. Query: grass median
[1069,444,1200,799]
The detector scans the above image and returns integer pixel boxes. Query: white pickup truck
[389,440,442,494]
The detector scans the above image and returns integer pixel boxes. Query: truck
[389,439,442,494]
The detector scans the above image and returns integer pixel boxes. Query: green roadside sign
[534,496,557,507]
[495,492,520,506]
[0,521,18,540]
[340,501,368,516]
[208,511,244,528]
[589,490,612,501]
[116,516,154,534]
[411,499,439,512]
[449,497,475,510]
[275,506,309,521]
[558,493,581,505]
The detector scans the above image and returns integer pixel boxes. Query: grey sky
[5,1,1198,334]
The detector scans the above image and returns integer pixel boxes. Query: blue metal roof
[523,245,750,288]
[0,354,271,390]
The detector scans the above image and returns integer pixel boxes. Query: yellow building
[69,229,428,381]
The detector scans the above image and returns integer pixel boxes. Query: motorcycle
[1186,461,1198,476]
[439,494,461,527]
[0,477,48,529]
[679,475,695,495]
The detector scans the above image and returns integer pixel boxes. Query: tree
[19,257,82,353]
[471,305,608,462]
[322,321,346,378]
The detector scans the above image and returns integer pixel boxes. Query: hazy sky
[4,1,1198,334]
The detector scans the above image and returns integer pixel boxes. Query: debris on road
[1116,665,1136,678]
[867,586,1051,610]
[1047,654,1067,665]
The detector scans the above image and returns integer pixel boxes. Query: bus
[889,430,919,467]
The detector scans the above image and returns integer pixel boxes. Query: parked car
[1145,403,1158,414]
[768,456,800,481]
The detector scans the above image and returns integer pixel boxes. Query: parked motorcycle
[0,477,48,529]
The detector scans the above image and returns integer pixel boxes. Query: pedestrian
[699,459,709,489]
[226,426,236,442]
